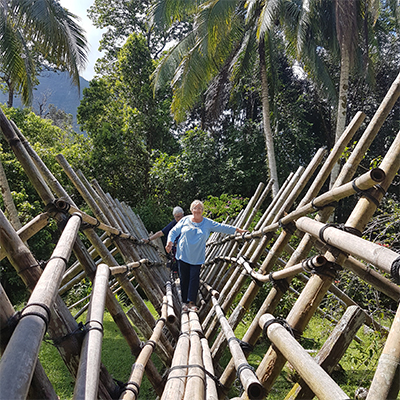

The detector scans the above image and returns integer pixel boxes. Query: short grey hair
[190,200,204,212]
[173,206,184,216]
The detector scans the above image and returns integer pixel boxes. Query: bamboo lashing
[109,259,149,275]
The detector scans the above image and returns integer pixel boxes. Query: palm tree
[0,0,88,107]
[151,0,284,196]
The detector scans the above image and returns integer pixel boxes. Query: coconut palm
[151,0,286,196]
[0,0,88,106]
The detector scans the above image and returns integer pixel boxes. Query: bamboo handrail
[259,314,351,400]
[73,263,110,399]
[120,297,169,400]
[0,213,82,399]
[211,296,265,399]
[295,217,400,279]
[108,259,149,275]
[239,255,327,283]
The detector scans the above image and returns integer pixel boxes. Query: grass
[38,307,388,399]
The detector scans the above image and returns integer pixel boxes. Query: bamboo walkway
[1,71,400,399]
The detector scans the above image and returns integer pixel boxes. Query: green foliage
[203,194,248,223]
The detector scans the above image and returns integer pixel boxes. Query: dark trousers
[178,259,201,304]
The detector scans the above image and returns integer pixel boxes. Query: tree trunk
[330,43,350,188]
[258,36,279,197]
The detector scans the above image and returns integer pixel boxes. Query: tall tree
[151,0,285,196]
[0,0,88,106]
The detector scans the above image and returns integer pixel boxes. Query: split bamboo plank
[74,263,110,399]
[259,314,351,400]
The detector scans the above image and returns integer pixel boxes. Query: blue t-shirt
[167,216,236,264]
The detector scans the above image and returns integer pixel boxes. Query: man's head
[173,206,184,222]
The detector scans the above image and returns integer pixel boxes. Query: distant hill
[0,71,90,133]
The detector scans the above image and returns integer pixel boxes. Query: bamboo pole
[367,301,400,399]
[0,212,50,261]
[211,296,265,400]
[259,314,350,400]
[166,281,177,324]
[183,311,206,400]
[241,255,327,283]
[0,283,58,400]
[295,217,400,278]
[120,297,169,400]
[0,213,82,400]
[74,263,110,400]
[161,312,190,400]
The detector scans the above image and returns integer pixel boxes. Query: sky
[59,0,105,81]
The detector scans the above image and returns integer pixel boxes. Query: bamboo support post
[120,297,169,400]
[285,305,365,400]
[367,301,400,399]
[259,314,350,400]
[74,263,110,400]
[0,213,82,400]
[211,296,265,400]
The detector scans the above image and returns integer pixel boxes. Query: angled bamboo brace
[0,213,82,400]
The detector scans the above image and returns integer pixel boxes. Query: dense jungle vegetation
[1,0,400,307]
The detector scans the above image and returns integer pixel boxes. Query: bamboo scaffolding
[11,121,164,394]
[120,297,169,400]
[211,296,265,400]
[73,263,110,400]
[217,120,369,391]
[259,314,351,400]
[0,213,82,399]
[252,126,400,397]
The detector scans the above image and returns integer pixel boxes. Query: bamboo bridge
[1,71,400,400]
